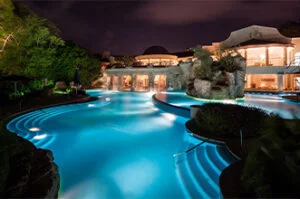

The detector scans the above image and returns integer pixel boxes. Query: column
[277,74,283,92]
[149,72,154,92]
[132,74,136,91]
[283,47,287,66]
[265,47,269,66]
[118,75,122,91]
[246,74,251,89]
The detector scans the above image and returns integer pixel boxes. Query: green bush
[218,54,242,72]
[242,116,300,198]
[194,103,269,138]
[27,79,44,90]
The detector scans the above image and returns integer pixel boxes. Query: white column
[265,47,269,66]
[283,47,287,66]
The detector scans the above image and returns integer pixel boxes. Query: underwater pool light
[161,113,176,121]
[145,101,153,106]
[33,134,47,140]
[152,107,159,111]
[105,97,111,101]
[88,104,95,107]
[29,127,40,132]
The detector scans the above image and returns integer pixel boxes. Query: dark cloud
[102,29,115,50]
[134,0,300,25]
[134,1,235,25]
[15,0,300,55]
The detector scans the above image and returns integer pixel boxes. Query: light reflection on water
[7,90,296,199]
[42,91,190,199]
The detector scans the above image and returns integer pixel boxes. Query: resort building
[102,25,300,93]
[102,46,192,92]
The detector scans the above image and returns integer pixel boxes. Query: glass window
[135,75,149,91]
[154,75,167,91]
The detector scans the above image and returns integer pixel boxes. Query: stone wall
[103,55,246,99]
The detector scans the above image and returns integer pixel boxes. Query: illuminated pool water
[156,91,300,119]
[7,90,237,199]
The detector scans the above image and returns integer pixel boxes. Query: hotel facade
[101,25,300,93]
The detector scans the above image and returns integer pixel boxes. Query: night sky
[17,0,300,55]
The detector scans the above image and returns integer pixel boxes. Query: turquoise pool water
[7,90,237,199]
[156,91,300,119]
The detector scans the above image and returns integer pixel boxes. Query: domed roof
[143,46,170,55]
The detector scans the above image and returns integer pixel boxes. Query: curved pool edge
[3,95,96,135]
[152,93,242,161]
[152,93,190,118]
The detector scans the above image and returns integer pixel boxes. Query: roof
[221,25,292,49]
[143,46,170,55]
[230,39,291,48]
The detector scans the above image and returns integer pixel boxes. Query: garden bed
[187,103,300,198]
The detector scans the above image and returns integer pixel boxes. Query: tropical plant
[52,41,99,86]
[194,104,269,138]
[278,20,300,37]
[242,115,300,198]
[115,56,135,66]
[0,1,100,88]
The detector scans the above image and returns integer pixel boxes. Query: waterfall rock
[194,78,212,98]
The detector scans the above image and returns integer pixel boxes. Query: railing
[173,140,207,158]
[246,57,287,67]
[287,56,300,68]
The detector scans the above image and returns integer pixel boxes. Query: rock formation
[186,47,246,99]
[0,133,60,198]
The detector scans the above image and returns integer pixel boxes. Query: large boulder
[186,55,246,100]
[194,78,212,98]
[0,133,60,198]
[179,60,193,81]
[226,72,235,98]
[234,56,246,98]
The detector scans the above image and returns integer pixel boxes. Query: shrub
[242,116,300,198]
[218,54,242,72]
[194,103,269,138]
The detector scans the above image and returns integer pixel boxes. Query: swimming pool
[156,91,300,119]
[7,90,237,199]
